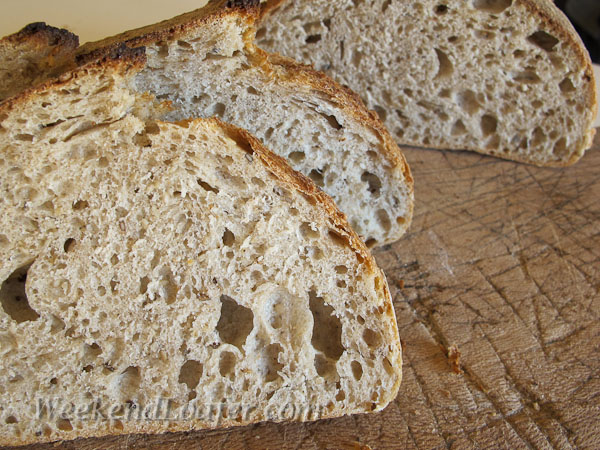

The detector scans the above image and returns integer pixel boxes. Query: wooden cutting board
[12,134,600,450]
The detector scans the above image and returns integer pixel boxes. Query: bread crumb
[447,344,462,374]
[397,279,405,289]
[533,402,540,411]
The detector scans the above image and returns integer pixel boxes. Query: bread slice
[0,43,401,446]
[257,0,597,166]
[0,22,78,102]
[68,0,413,247]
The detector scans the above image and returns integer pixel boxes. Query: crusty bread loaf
[70,0,413,247]
[0,22,78,102]
[0,42,401,446]
[258,0,597,166]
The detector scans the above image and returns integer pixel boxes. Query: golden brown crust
[0,44,147,115]
[0,22,79,50]
[77,0,261,56]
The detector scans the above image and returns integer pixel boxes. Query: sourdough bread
[0,44,401,446]
[258,0,597,166]
[72,0,413,247]
[0,23,78,102]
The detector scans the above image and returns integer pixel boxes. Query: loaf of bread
[0,22,78,102]
[258,0,597,166]
[68,0,413,247]
[0,42,401,446]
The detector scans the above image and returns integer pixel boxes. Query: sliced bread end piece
[258,0,597,166]
[0,47,401,446]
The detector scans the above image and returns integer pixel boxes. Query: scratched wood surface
[10,135,600,450]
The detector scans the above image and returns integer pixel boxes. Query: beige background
[1,0,599,126]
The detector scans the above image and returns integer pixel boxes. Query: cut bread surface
[258,0,597,166]
[0,42,401,447]
[73,0,413,247]
[0,22,78,102]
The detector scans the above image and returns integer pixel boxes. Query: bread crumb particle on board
[447,344,463,374]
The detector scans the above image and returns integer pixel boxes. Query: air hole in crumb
[1,263,39,323]
[512,71,541,84]
[63,238,76,253]
[351,361,363,380]
[179,360,203,400]
[219,351,237,377]
[309,289,344,359]
[308,169,324,187]
[376,209,392,232]
[299,222,320,240]
[222,228,235,247]
[335,265,348,274]
[113,419,124,430]
[553,137,568,157]
[559,78,575,94]
[288,151,305,163]
[383,357,395,376]
[207,103,226,117]
[528,30,559,52]
[480,114,498,136]
[305,34,322,44]
[328,229,348,247]
[57,419,72,431]
[435,4,448,14]
[373,105,387,121]
[452,119,467,135]
[365,239,377,248]
[363,328,382,348]
[84,343,102,362]
[434,48,453,79]
[251,177,266,188]
[361,171,382,196]
[247,86,259,95]
[15,134,34,142]
[139,277,149,295]
[532,127,546,146]
[264,343,284,382]
[472,0,511,14]
[315,353,337,378]
[217,295,253,351]
[116,366,140,399]
[5,416,17,424]
[320,112,343,130]
[197,179,219,193]
[456,90,481,115]
[72,200,89,210]
[177,40,192,49]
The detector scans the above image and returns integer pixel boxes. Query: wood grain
[8,136,600,450]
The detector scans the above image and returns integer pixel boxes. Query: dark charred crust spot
[4,22,79,48]
[226,0,260,8]
[75,44,147,67]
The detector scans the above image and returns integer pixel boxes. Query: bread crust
[259,0,597,166]
[0,44,147,115]
[0,22,79,49]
